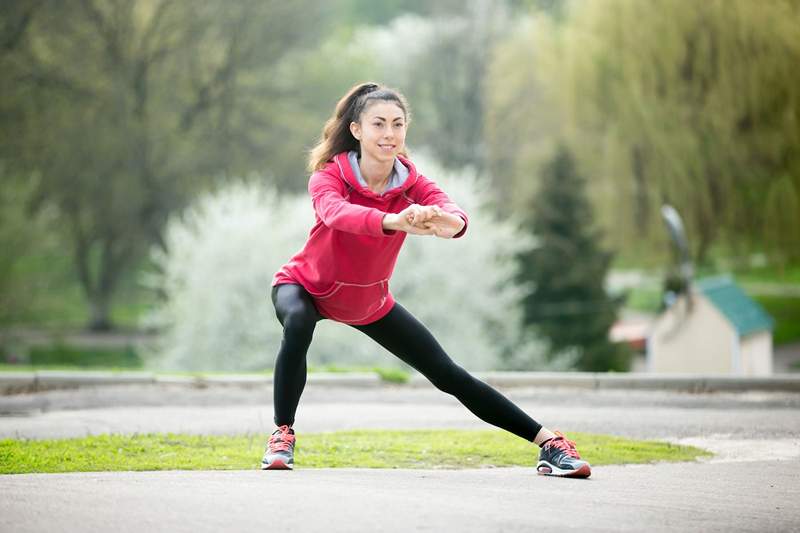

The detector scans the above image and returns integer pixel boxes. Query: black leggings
[270,283,543,442]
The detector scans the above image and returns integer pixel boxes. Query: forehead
[362,100,405,120]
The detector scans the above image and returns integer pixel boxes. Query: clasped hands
[384,204,465,238]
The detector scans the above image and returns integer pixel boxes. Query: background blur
[1,0,798,374]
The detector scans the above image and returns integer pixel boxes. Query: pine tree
[516,144,629,371]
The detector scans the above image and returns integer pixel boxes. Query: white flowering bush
[138,182,310,371]
[139,161,569,372]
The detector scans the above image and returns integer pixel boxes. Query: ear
[349,121,361,141]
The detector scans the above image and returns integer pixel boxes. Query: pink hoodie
[272,151,468,325]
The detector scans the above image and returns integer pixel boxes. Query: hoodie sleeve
[308,170,395,237]
[410,175,469,239]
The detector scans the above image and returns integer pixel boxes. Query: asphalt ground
[2,384,800,532]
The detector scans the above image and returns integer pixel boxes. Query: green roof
[695,276,774,336]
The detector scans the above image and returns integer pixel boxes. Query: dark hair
[307,82,411,172]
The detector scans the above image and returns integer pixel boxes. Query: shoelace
[268,424,295,453]
[548,431,581,459]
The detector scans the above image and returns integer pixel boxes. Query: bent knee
[282,305,318,337]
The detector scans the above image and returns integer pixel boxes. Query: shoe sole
[536,460,591,478]
[261,458,293,470]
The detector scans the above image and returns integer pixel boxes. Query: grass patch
[0,429,711,474]
[373,367,410,384]
[732,264,800,285]
[307,365,409,383]
[624,287,662,313]
[0,364,146,373]
[27,344,142,368]
[0,364,410,383]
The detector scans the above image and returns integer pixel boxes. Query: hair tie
[361,83,379,95]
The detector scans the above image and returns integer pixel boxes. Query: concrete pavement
[2,384,800,531]
[3,461,800,533]
[4,370,800,394]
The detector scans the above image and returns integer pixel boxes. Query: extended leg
[351,302,543,442]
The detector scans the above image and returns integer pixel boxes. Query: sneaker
[537,431,591,478]
[261,424,295,470]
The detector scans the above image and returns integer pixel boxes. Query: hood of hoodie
[330,151,419,201]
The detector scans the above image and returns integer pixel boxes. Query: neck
[357,152,393,191]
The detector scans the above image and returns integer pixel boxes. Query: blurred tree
[347,1,511,173]
[764,176,800,277]
[487,0,800,267]
[0,175,43,324]
[334,0,448,26]
[516,144,628,371]
[0,0,325,330]
[484,16,560,217]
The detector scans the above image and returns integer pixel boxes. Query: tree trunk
[87,293,113,332]
[631,145,650,237]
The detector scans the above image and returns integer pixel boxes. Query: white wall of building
[647,294,737,373]
[740,331,773,376]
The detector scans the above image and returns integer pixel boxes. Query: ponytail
[307,82,411,172]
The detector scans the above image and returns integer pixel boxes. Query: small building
[646,276,774,375]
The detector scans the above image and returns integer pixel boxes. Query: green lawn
[623,287,662,313]
[0,429,711,474]
[731,264,800,285]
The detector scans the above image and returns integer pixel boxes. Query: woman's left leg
[350,302,543,442]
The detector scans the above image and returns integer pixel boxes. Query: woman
[262,82,591,478]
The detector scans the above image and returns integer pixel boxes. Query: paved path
[4,461,799,533]
[2,385,800,531]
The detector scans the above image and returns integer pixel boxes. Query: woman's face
[350,100,407,163]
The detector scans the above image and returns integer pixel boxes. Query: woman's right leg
[271,283,322,427]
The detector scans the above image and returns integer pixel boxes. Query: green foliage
[516,145,629,371]
[487,0,800,267]
[0,430,710,474]
[333,0,458,26]
[0,0,329,330]
[0,176,62,325]
[764,177,800,273]
[751,295,800,346]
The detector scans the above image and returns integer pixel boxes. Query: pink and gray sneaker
[537,431,592,478]
[261,424,295,470]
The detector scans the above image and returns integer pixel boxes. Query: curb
[0,371,382,395]
[1,371,799,395]
[448,372,800,393]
